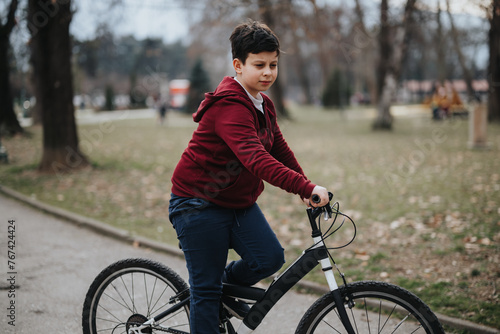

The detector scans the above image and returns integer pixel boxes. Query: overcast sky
[68,0,488,43]
[70,1,198,43]
[4,0,489,70]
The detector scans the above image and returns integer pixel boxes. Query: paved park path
[0,193,320,333]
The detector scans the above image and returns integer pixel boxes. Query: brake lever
[324,205,333,221]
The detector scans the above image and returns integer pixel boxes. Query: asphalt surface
[0,193,321,333]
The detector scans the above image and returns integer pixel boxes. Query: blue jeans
[169,195,285,334]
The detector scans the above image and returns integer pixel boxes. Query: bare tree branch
[1,0,18,34]
[353,0,368,35]
[373,0,417,130]
[257,0,289,117]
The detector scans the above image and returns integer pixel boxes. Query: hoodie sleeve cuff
[301,182,317,200]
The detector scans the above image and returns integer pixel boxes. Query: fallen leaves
[463,236,492,250]
[354,250,370,261]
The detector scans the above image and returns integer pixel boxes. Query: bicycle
[82,193,445,333]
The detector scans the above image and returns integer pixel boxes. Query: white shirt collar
[234,77,264,113]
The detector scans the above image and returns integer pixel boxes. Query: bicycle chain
[146,325,186,334]
[145,321,228,333]
[125,323,186,334]
[129,326,186,334]
[148,324,229,333]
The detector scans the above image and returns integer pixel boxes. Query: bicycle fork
[313,237,356,334]
[305,200,356,334]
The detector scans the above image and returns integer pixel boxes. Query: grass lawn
[1,104,499,331]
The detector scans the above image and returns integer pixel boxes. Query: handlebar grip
[311,194,321,204]
[311,192,334,204]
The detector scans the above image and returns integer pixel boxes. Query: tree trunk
[258,0,290,118]
[0,0,23,136]
[374,73,396,129]
[435,4,447,84]
[353,0,378,105]
[28,0,89,173]
[373,0,416,130]
[292,51,314,105]
[373,0,393,130]
[446,0,475,101]
[286,0,313,104]
[488,0,500,122]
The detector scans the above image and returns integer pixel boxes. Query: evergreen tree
[322,69,351,108]
[185,58,211,113]
[104,85,115,111]
[129,72,147,108]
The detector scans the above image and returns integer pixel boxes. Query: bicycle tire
[296,281,444,334]
[82,258,190,334]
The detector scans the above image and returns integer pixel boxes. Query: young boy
[169,20,329,333]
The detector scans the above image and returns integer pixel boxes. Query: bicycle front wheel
[296,281,444,334]
[82,258,190,334]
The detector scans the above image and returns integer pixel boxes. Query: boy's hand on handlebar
[306,186,329,207]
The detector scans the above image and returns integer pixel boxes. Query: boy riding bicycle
[169,20,329,334]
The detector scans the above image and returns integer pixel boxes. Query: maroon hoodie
[171,76,316,209]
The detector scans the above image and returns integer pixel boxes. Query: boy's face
[233,51,278,98]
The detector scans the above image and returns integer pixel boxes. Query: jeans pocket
[169,194,211,226]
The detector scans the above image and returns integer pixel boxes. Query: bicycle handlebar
[311,192,334,205]
[307,192,334,236]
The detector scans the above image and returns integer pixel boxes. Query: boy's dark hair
[229,20,280,64]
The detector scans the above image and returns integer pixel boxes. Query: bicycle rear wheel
[296,281,444,334]
[82,258,190,334]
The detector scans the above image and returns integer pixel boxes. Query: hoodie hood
[193,76,253,123]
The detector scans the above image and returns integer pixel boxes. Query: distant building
[169,79,190,109]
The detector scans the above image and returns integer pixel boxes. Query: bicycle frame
[129,200,356,334]
[132,246,338,334]
[234,204,355,334]
[237,243,332,332]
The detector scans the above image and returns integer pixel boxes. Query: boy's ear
[233,58,243,74]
